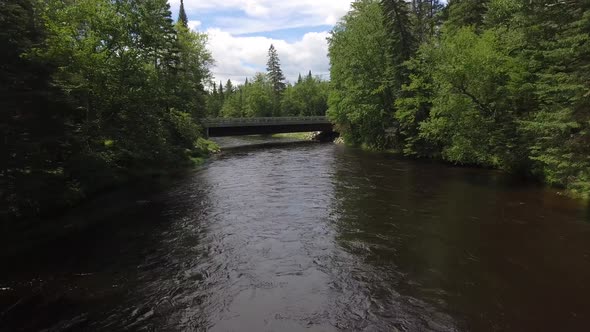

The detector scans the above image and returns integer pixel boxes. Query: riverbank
[1,139,221,258]
[1,168,191,260]
[337,140,590,201]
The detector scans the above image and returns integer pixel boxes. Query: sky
[168,0,354,86]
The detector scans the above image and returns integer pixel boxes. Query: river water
[1,141,590,331]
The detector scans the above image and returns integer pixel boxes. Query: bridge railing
[202,116,330,127]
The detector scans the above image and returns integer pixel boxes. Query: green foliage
[329,0,590,197]
[2,0,214,220]
[282,75,330,116]
[445,0,490,31]
[404,27,531,169]
[245,73,274,117]
[518,0,590,196]
[212,70,329,118]
[175,22,214,120]
[328,0,395,149]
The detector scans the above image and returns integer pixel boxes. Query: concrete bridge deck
[202,116,333,137]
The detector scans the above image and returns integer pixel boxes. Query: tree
[178,0,188,27]
[174,20,213,120]
[444,0,490,31]
[225,79,234,99]
[327,0,590,197]
[412,0,445,41]
[518,0,590,196]
[246,73,274,117]
[2,0,215,220]
[328,0,394,148]
[401,27,530,169]
[266,44,286,116]
[381,0,417,113]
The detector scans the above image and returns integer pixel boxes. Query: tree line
[206,45,330,118]
[1,0,214,220]
[328,0,590,197]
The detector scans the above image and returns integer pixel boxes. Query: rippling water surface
[1,142,590,331]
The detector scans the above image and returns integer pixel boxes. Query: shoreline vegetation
[2,0,217,222]
[326,0,589,200]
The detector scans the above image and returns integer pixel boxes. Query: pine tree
[380,0,417,140]
[307,70,313,81]
[297,73,303,84]
[445,0,490,31]
[178,0,188,28]
[134,0,180,70]
[266,44,286,95]
[225,79,233,99]
[520,0,590,195]
[412,0,444,40]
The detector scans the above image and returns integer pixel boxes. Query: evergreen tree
[297,73,303,84]
[266,44,286,116]
[412,0,445,40]
[519,0,590,195]
[445,0,490,31]
[381,0,417,89]
[178,0,188,28]
[225,79,234,98]
[266,44,286,95]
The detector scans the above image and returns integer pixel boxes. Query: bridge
[202,116,334,137]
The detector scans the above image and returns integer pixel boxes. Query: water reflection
[329,147,590,331]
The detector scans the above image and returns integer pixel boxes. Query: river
[1,140,589,331]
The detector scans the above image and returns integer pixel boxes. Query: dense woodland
[2,0,589,221]
[329,0,590,197]
[206,45,329,118]
[1,0,215,220]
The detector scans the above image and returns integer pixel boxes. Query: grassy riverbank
[271,132,314,140]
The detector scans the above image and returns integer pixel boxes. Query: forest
[2,0,589,221]
[1,0,215,220]
[328,0,590,198]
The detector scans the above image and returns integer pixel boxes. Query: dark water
[1,143,590,331]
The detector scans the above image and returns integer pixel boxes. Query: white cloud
[171,0,353,34]
[206,29,331,85]
[168,1,354,85]
[187,20,201,30]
